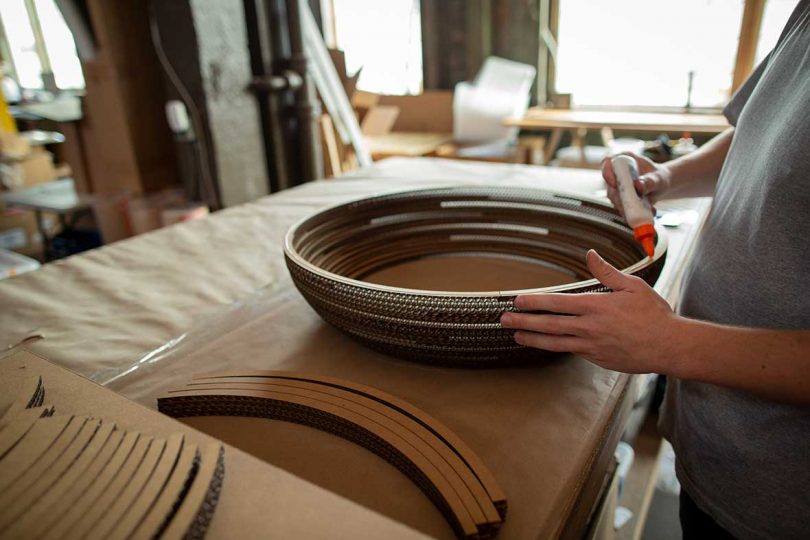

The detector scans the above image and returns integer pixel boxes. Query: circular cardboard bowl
[284,187,667,367]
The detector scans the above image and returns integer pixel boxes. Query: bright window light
[0,0,44,89]
[555,0,745,109]
[332,0,423,95]
[0,0,84,90]
[34,0,84,89]
[755,0,795,64]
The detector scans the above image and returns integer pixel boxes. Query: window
[0,0,84,91]
[755,0,795,64]
[555,0,746,109]
[328,0,422,95]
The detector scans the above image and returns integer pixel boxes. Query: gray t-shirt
[659,2,810,539]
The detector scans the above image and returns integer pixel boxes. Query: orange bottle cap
[632,223,656,257]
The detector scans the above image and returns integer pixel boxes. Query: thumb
[635,174,658,196]
[587,249,633,291]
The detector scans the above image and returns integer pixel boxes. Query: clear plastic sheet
[103,275,469,406]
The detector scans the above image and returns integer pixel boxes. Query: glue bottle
[611,155,656,257]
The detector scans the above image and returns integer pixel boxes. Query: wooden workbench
[507,108,729,133]
[0,158,707,539]
[365,132,453,160]
[505,108,730,164]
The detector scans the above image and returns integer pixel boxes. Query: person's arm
[500,250,810,407]
[602,127,735,215]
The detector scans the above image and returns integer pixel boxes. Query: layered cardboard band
[285,187,667,366]
[159,371,507,540]
[0,377,224,540]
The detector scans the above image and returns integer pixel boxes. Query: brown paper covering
[0,158,709,538]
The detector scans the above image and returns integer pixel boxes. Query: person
[500,2,810,539]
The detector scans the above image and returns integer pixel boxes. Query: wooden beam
[23,0,52,75]
[547,0,560,100]
[464,0,485,80]
[420,0,441,89]
[732,0,766,92]
[319,114,341,178]
[537,0,550,105]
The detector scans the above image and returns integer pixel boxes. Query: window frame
[0,0,84,92]
[302,0,771,112]
[545,0,768,113]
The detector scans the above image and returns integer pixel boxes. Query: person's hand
[500,250,680,374]
[601,152,672,218]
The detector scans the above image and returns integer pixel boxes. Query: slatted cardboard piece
[0,351,431,540]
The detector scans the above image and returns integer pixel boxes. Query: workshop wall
[79,0,180,195]
[189,0,269,208]
[421,0,541,101]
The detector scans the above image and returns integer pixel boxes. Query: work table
[0,158,708,539]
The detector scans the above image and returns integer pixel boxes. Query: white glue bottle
[611,155,656,257]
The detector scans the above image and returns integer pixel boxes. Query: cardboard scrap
[160,371,508,539]
[0,376,223,540]
[0,351,431,540]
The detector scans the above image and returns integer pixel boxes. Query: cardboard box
[360,105,400,136]
[127,189,188,235]
[91,190,207,245]
[0,206,43,256]
[0,132,31,159]
[1,148,59,190]
[161,205,209,227]
[20,148,59,187]
[377,91,454,133]
[91,192,132,244]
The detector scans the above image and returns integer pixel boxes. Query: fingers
[500,312,585,336]
[513,331,586,354]
[603,152,656,218]
[586,249,635,292]
[606,186,625,217]
[602,151,649,188]
[637,174,662,196]
[601,157,617,188]
[513,291,600,314]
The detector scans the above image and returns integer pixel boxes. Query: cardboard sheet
[0,158,709,538]
[7,422,116,538]
[0,351,430,539]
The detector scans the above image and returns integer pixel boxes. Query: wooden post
[732,0,765,92]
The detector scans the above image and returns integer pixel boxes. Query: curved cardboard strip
[176,379,500,528]
[170,382,491,530]
[195,370,507,512]
[160,442,224,540]
[36,428,125,536]
[162,391,479,537]
[0,417,100,530]
[108,433,185,539]
[130,441,198,540]
[0,375,43,430]
[0,414,72,493]
[63,435,154,540]
[87,437,167,539]
[5,422,116,539]
[0,415,84,515]
[47,431,140,538]
[159,389,480,539]
[0,405,53,459]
